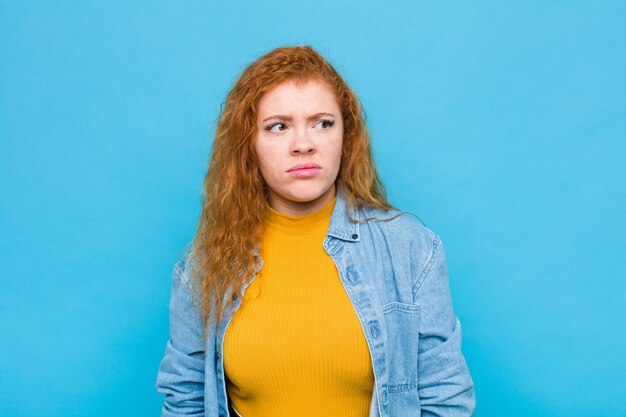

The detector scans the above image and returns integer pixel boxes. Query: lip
[287,162,322,172]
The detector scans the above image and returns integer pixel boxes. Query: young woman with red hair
[156,45,475,417]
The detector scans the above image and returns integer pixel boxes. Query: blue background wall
[1,1,624,416]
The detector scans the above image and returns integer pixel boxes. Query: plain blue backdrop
[1,1,625,416]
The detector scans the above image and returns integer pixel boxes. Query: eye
[315,119,335,129]
[265,122,287,132]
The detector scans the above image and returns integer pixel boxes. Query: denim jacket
[156,185,476,417]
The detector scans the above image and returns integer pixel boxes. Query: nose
[290,128,316,155]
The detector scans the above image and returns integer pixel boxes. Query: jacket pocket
[382,301,420,393]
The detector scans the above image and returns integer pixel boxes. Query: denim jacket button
[351,233,358,239]
[369,322,380,339]
[215,351,220,361]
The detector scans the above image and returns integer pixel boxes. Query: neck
[267,184,337,216]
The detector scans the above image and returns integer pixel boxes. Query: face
[254,79,343,216]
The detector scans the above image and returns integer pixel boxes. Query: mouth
[287,162,322,172]
[287,164,322,178]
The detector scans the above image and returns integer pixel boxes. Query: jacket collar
[326,182,361,242]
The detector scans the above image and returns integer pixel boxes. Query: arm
[156,259,206,417]
[413,235,476,416]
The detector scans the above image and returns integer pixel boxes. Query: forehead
[257,79,339,114]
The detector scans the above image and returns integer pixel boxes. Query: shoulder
[359,204,443,270]
[360,205,439,245]
[172,245,196,287]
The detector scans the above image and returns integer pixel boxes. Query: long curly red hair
[186,45,398,343]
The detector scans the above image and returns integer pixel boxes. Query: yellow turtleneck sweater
[223,195,375,416]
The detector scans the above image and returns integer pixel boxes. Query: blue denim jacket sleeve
[413,235,476,416]
[155,260,206,417]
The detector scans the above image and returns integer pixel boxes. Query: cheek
[331,135,344,163]
[255,143,279,177]
[255,141,269,165]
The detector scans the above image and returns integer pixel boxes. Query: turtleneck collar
[265,196,337,237]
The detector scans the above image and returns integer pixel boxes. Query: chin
[290,185,334,201]
[288,193,324,203]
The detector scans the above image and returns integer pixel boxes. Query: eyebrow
[262,112,336,123]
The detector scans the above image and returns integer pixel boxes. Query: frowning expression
[254,79,343,216]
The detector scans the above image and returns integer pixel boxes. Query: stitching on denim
[388,382,418,393]
[412,235,440,298]
[174,258,185,274]
[324,236,342,255]
[383,301,420,313]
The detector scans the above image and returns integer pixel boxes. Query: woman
[156,45,475,417]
